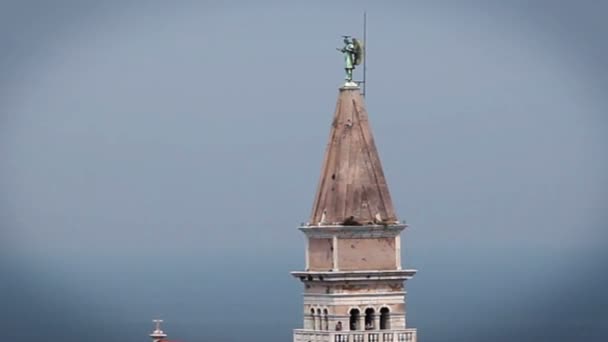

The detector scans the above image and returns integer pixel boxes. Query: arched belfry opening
[317,308,322,330]
[365,308,375,330]
[380,307,390,330]
[323,309,329,330]
[349,308,360,331]
[310,308,316,330]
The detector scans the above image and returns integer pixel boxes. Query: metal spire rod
[362,11,367,97]
[152,319,165,333]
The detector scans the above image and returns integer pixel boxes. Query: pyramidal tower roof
[309,86,398,226]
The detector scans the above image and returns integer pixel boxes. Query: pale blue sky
[1,1,607,342]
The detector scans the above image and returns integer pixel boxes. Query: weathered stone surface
[310,88,397,226]
[337,237,396,271]
[308,238,333,270]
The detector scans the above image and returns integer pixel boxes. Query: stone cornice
[291,269,417,282]
[299,224,406,239]
[302,292,406,298]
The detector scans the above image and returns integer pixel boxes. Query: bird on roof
[320,209,327,225]
[374,212,382,223]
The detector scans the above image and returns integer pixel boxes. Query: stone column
[304,314,311,330]
[403,298,407,328]
[395,235,402,270]
[392,314,406,330]
[374,313,380,330]
[359,315,366,331]
[332,235,339,271]
[305,237,310,271]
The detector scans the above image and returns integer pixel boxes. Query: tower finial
[336,35,364,87]
[149,319,168,342]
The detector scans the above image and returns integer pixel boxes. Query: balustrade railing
[294,328,416,342]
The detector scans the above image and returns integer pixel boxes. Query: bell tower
[291,82,418,342]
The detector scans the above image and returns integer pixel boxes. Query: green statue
[337,36,364,84]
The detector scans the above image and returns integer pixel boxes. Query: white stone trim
[363,305,377,312]
[303,296,405,306]
[332,235,339,271]
[302,291,406,298]
[379,305,392,312]
[305,237,310,270]
[395,235,402,270]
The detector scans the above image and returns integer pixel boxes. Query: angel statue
[337,35,364,85]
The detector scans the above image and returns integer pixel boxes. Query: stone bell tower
[292,83,418,342]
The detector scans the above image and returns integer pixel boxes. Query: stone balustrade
[294,328,416,342]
